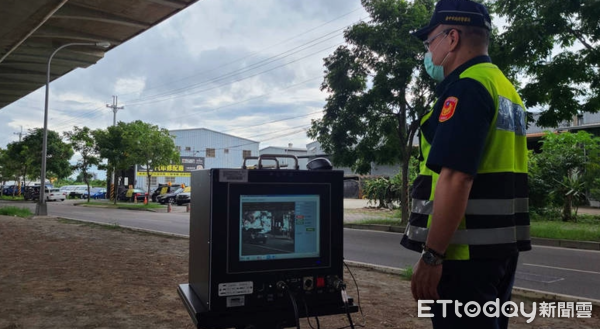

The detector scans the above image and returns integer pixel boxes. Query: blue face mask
[423,33,450,82]
[424,52,445,82]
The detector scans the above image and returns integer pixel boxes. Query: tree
[1,142,33,195]
[21,128,74,182]
[93,122,137,204]
[491,0,600,127]
[65,126,101,203]
[308,0,434,224]
[127,120,179,200]
[529,131,600,221]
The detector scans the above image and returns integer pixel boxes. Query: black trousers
[431,253,519,329]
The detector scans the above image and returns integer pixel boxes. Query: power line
[162,76,322,123]
[123,33,346,106]
[225,111,322,134]
[125,42,343,108]
[46,16,367,130]
[46,27,347,129]
[115,6,363,98]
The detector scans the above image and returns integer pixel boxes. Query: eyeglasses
[423,29,451,51]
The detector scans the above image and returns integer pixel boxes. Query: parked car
[3,185,19,196]
[176,187,192,206]
[158,187,185,204]
[118,188,147,202]
[23,186,40,201]
[82,188,107,200]
[46,188,67,201]
[151,184,181,202]
[69,186,88,199]
[242,228,267,244]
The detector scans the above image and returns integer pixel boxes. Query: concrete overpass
[0,0,199,110]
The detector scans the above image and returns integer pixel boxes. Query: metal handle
[242,156,279,169]
[258,154,299,170]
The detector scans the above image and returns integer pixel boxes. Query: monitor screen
[239,195,320,262]
[226,182,332,274]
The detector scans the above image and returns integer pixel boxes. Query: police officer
[400,0,531,328]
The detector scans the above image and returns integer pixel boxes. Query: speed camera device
[178,155,357,328]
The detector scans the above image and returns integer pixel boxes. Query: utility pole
[13,125,24,196]
[106,96,124,202]
[13,126,23,142]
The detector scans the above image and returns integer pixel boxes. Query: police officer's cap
[412,0,492,41]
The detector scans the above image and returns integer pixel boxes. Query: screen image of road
[239,195,320,262]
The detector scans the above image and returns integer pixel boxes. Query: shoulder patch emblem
[439,97,458,122]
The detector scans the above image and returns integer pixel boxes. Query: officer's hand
[410,258,442,301]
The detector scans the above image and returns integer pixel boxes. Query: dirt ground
[1,216,599,329]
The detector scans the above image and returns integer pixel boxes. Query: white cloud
[114,77,146,96]
[0,0,367,160]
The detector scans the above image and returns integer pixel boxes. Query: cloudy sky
[0,0,369,167]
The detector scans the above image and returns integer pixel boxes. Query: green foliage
[126,120,180,197]
[0,206,32,218]
[22,128,74,180]
[65,126,101,203]
[528,131,600,220]
[490,0,600,127]
[0,128,73,187]
[53,178,75,187]
[364,177,398,208]
[400,266,413,281]
[0,195,24,201]
[308,0,435,224]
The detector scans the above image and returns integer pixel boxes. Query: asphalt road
[3,200,600,300]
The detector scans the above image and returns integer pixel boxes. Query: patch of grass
[400,266,413,281]
[572,214,600,224]
[0,206,32,217]
[79,201,165,209]
[351,217,600,242]
[351,218,402,226]
[0,195,25,201]
[530,221,600,242]
[345,208,396,217]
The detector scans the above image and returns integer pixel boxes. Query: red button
[316,277,325,288]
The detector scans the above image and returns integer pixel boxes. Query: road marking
[515,271,564,284]
[533,245,600,253]
[523,263,600,276]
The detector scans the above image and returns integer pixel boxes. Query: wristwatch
[421,245,445,266]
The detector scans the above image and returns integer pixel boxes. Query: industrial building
[259,144,308,169]
[134,128,259,191]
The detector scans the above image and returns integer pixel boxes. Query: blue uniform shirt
[422,55,495,176]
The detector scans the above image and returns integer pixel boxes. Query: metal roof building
[135,127,259,190]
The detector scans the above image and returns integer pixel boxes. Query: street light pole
[36,41,110,216]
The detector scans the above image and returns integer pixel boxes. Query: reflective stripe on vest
[405,224,531,245]
[412,198,529,215]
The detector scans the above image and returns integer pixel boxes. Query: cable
[342,287,355,329]
[343,262,366,328]
[277,281,300,329]
[302,297,321,329]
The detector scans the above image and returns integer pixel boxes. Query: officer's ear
[448,28,461,52]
